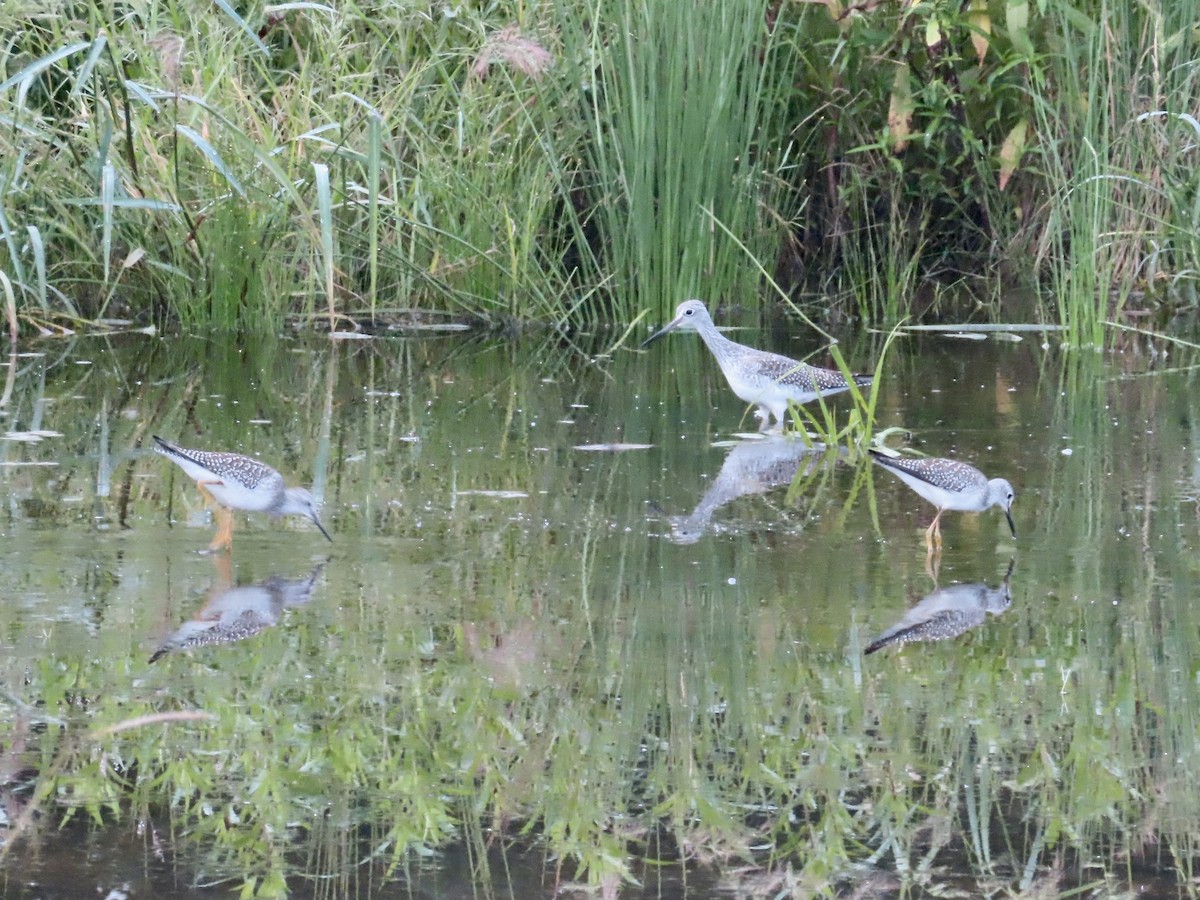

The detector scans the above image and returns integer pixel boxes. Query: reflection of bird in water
[149,565,324,662]
[642,300,872,433]
[153,435,332,552]
[865,561,1014,655]
[665,437,831,544]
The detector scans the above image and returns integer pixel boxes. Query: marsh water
[1,317,1198,898]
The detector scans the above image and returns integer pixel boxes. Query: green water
[0,324,1196,898]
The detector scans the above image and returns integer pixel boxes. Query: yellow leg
[195,479,222,507]
[208,508,235,552]
[926,513,945,549]
[194,479,233,553]
[923,511,945,553]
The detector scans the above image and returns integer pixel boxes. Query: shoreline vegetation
[4,3,1200,895]
[1,1,1197,346]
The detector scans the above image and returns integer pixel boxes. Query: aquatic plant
[1,332,1200,896]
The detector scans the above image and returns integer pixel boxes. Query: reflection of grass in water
[8,337,1200,895]
[20,542,1193,895]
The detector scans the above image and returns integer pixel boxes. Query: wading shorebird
[869,449,1015,552]
[642,300,873,433]
[154,435,332,551]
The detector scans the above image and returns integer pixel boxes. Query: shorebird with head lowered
[642,299,872,433]
[869,449,1015,552]
[154,435,332,552]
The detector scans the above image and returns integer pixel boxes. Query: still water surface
[0,321,1197,898]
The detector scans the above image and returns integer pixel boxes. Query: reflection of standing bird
[154,435,332,551]
[149,565,324,662]
[865,562,1014,654]
[667,437,829,544]
[642,300,872,433]
[869,450,1015,551]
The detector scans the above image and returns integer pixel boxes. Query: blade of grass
[366,111,381,321]
[68,36,108,101]
[0,41,91,95]
[314,161,336,330]
[24,225,47,313]
[101,161,115,285]
[0,195,28,294]
[210,0,271,56]
[0,268,16,342]
[175,125,246,198]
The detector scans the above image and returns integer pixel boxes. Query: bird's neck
[695,324,738,356]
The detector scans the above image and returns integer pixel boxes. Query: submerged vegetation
[1,333,1199,897]
[0,0,1197,341]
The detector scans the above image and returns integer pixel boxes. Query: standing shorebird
[642,300,872,433]
[869,449,1015,551]
[154,435,333,551]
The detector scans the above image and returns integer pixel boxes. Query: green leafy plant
[789,321,902,452]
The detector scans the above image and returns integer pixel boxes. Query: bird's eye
[684,309,694,316]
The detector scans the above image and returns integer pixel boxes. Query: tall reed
[561,0,782,322]
[1033,0,1200,347]
[2,0,1199,333]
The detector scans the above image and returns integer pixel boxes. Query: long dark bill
[641,317,682,348]
[312,514,334,542]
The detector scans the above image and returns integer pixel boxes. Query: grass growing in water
[1,0,1199,336]
[559,0,781,322]
[789,326,902,455]
[1032,0,1200,348]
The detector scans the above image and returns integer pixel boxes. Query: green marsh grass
[556,0,782,322]
[0,1,589,331]
[789,324,901,455]
[837,191,926,326]
[365,111,382,321]
[1032,0,1200,347]
[1,270,16,341]
[3,0,1200,334]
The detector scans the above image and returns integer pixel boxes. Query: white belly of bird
[207,482,276,512]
